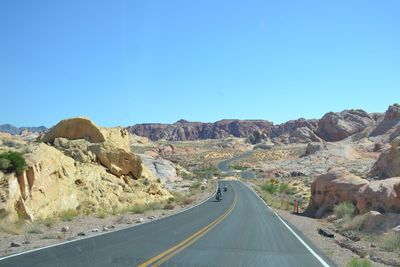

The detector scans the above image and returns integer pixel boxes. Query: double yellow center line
[138,186,238,267]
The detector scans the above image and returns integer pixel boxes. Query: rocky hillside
[307,136,400,223]
[128,104,400,143]
[0,117,174,223]
[128,119,274,141]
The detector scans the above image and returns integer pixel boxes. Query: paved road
[0,181,333,267]
[217,152,256,178]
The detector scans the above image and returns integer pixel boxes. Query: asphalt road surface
[217,152,256,179]
[0,181,334,267]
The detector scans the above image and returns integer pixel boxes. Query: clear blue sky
[1,0,399,127]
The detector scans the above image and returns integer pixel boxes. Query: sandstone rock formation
[128,119,274,141]
[88,144,142,178]
[369,104,400,142]
[356,178,400,214]
[288,127,322,143]
[309,168,368,217]
[127,105,400,144]
[308,168,400,217]
[369,138,400,179]
[43,117,131,152]
[362,211,400,232]
[0,118,172,223]
[140,154,182,185]
[316,109,376,142]
[43,117,106,143]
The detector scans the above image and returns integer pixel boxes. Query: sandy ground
[0,184,216,258]
[276,210,389,267]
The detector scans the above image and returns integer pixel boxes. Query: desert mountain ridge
[0,124,47,135]
[128,104,400,143]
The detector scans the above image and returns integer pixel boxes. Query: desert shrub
[346,257,372,267]
[379,232,400,252]
[0,158,11,170]
[41,234,57,240]
[0,151,26,175]
[40,217,57,227]
[95,212,107,219]
[129,204,147,214]
[163,204,175,210]
[59,209,79,222]
[334,202,355,219]
[261,182,278,194]
[340,215,367,231]
[278,183,296,195]
[147,202,162,210]
[192,165,220,179]
[190,181,202,190]
[27,225,43,234]
[170,192,193,206]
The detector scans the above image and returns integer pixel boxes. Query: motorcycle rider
[216,187,222,201]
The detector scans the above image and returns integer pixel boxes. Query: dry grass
[379,233,400,252]
[171,191,194,206]
[27,224,43,234]
[339,215,367,231]
[40,217,57,228]
[59,209,79,222]
[95,211,108,219]
[0,222,24,235]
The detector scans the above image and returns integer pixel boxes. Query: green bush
[346,257,372,267]
[278,183,295,195]
[334,202,355,219]
[0,151,26,175]
[261,182,278,194]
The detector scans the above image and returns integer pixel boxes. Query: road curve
[217,151,256,178]
[0,181,334,267]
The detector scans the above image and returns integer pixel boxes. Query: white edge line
[0,182,219,261]
[240,180,331,267]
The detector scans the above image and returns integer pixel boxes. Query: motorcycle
[216,192,222,202]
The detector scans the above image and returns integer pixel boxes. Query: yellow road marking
[138,186,237,267]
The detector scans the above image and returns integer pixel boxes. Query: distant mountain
[127,105,400,143]
[0,124,47,135]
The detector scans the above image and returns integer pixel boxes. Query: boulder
[53,138,96,163]
[309,168,368,216]
[362,211,400,232]
[355,177,400,214]
[43,117,106,143]
[147,183,169,196]
[43,117,131,152]
[139,154,182,184]
[88,144,142,179]
[316,109,375,141]
[305,142,324,156]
